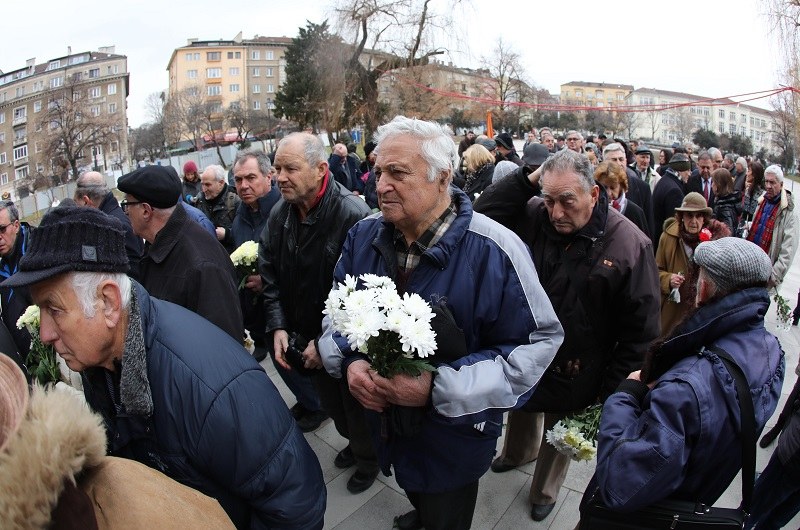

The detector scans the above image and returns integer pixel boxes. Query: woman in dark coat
[461,144,496,202]
[711,168,742,234]
[594,161,649,236]
[656,148,673,176]
[740,160,766,235]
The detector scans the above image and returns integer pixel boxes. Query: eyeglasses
[0,222,15,234]
[120,200,144,212]
[566,137,580,142]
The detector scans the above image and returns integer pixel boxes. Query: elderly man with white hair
[195,164,241,253]
[320,115,563,530]
[746,164,798,286]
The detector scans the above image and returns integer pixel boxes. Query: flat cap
[476,137,496,151]
[694,237,772,293]
[117,166,181,209]
[522,143,551,167]
[495,133,514,150]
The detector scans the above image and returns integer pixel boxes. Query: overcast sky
[3,0,782,127]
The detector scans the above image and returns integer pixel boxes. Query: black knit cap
[117,165,181,209]
[1,206,129,288]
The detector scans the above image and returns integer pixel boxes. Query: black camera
[283,333,316,375]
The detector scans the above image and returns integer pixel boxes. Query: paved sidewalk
[262,253,800,529]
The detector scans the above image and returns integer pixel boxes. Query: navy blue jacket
[320,189,562,493]
[585,287,783,512]
[83,282,326,529]
[231,188,281,247]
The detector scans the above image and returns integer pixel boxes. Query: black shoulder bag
[580,345,755,529]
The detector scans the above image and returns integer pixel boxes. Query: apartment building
[560,81,634,110]
[626,87,776,152]
[0,47,129,200]
[166,33,290,116]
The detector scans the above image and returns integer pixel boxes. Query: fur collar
[0,386,106,529]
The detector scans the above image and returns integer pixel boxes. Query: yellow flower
[564,429,582,448]
[577,441,597,461]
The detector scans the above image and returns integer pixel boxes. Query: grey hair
[540,149,595,192]
[70,271,131,318]
[565,130,583,140]
[724,153,737,164]
[234,148,272,177]
[374,116,456,182]
[765,164,785,183]
[75,172,109,201]
[0,201,19,222]
[707,147,722,159]
[283,132,327,167]
[602,142,624,157]
[203,164,226,182]
[697,151,712,162]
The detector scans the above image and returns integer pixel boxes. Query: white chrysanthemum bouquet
[230,240,259,289]
[17,305,60,385]
[545,404,602,462]
[324,274,437,378]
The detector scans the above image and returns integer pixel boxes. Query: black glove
[428,302,469,364]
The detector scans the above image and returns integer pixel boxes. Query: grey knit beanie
[694,237,772,293]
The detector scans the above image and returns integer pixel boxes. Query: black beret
[117,165,181,209]
[2,206,129,287]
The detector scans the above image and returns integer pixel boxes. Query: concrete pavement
[261,247,800,529]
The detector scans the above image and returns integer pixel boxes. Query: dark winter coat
[712,190,742,234]
[82,282,326,529]
[99,192,143,280]
[0,223,32,360]
[195,183,241,253]
[260,176,371,342]
[584,287,783,512]
[462,162,495,202]
[652,169,686,250]
[475,170,661,411]
[625,167,655,242]
[139,203,243,341]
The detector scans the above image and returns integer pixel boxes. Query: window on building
[207,52,221,61]
[193,53,200,60]
[206,68,222,78]
[50,77,63,88]
[108,102,117,113]
[15,87,24,98]
[0,174,7,185]
[0,153,5,164]
[207,85,221,96]
[252,50,260,60]
[13,107,26,121]
[740,113,746,123]
[229,67,240,76]
[107,83,117,95]
[575,90,583,98]
[14,127,25,141]
[107,65,118,75]
[729,123,737,134]
[266,51,273,60]
[252,67,260,77]
[253,84,261,94]
[229,84,240,92]
[111,141,119,153]
[47,60,61,70]
[185,52,194,61]
[729,111,735,121]
[719,123,725,133]
[91,106,101,116]
[253,101,261,110]
[88,68,100,78]
[13,146,27,160]
[235,51,241,58]
[187,86,199,96]
[0,113,4,124]
[719,109,725,119]
[188,69,198,79]
[14,166,28,181]
[88,87,101,98]
[0,132,4,143]
[34,141,41,153]
[227,52,234,59]
[36,163,44,174]
[267,84,274,93]
[32,81,43,92]
[266,67,273,77]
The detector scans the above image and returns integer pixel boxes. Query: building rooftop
[562,81,634,90]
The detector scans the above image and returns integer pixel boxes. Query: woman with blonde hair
[461,144,496,201]
[594,161,648,235]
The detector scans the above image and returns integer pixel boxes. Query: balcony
[12,136,26,147]
[13,156,28,167]
[12,115,26,126]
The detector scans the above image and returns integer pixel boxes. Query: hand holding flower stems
[230,240,259,290]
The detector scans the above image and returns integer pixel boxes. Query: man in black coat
[603,143,654,241]
[74,171,143,279]
[118,166,243,342]
[686,151,715,207]
[652,153,692,250]
[195,164,241,253]
[0,201,32,367]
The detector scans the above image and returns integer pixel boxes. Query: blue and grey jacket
[320,187,563,493]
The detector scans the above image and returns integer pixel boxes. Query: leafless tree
[771,89,798,168]
[226,98,272,149]
[37,79,118,181]
[163,86,205,149]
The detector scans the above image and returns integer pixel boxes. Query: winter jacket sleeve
[188,260,244,341]
[772,205,798,284]
[259,207,289,335]
[195,369,326,529]
[594,378,700,511]
[599,240,661,400]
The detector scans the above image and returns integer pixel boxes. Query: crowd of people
[0,116,796,529]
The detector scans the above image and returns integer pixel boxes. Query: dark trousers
[744,454,800,529]
[406,481,479,530]
[314,373,379,474]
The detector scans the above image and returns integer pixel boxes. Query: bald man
[74,171,143,279]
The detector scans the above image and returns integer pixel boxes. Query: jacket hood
[0,385,106,528]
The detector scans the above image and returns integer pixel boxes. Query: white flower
[397,317,437,358]
[230,240,259,268]
[342,311,384,352]
[400,293,435,322]
[17,305,40,332]
[343,288,379,315]
[361,273,395,290]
